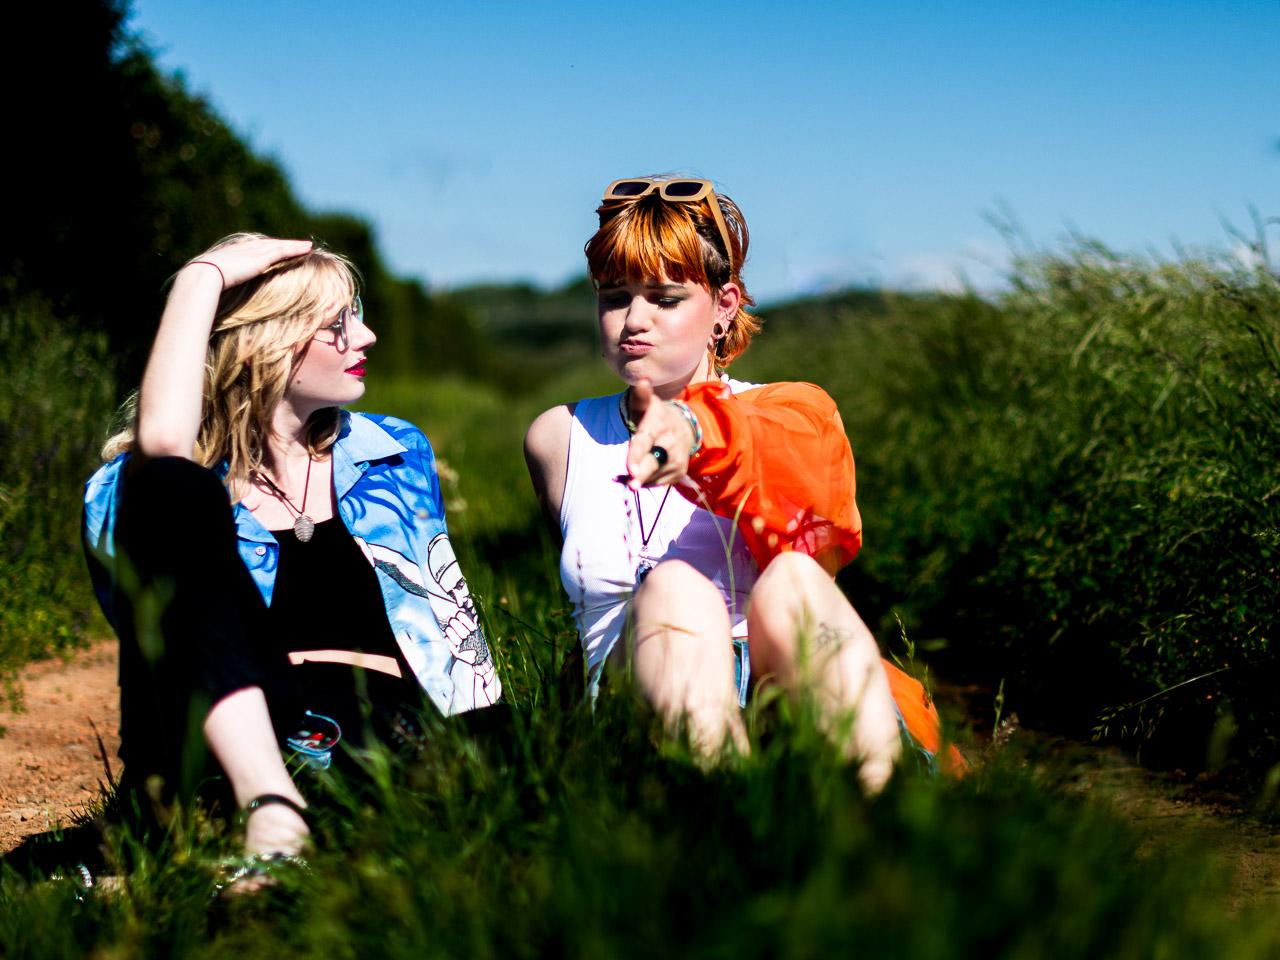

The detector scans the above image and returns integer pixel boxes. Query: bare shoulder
[524,404,573,467]
[524,403,575,529]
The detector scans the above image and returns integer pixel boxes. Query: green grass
[4,664,1278,959]
[4,246,1278,956]
[739,246,1279,766]
[364,243,1279,768]
[0,304,116,704]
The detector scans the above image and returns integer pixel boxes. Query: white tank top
[559,381,760,671]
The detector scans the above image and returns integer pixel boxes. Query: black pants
[107,456,294,807]
[106,457,513,806]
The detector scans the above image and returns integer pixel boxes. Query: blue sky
[130,1,1278,301]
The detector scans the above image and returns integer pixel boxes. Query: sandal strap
[243,793,308,820]
[215,852,311,896]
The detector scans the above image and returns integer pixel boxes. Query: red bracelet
[188,260,226,290]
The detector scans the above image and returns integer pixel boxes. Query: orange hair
[585,180,760,367]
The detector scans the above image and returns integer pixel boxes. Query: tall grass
[741,244,1279,765]
[3,249,1279,956]
[4,669,1279,958]
[0,304,115,702]
[370,243,1279,766]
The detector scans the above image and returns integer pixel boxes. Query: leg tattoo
[813,622,853,652]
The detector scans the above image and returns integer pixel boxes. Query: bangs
[586,197,715,288]
[297,257,356,333]
[220,250,358,336]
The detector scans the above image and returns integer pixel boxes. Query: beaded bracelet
[667,399,703,457]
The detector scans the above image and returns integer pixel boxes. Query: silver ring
[649,445,668,468]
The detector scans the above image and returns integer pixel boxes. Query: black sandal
[242,793,309,822]
[214,850,311,897]
[217,796,312,898]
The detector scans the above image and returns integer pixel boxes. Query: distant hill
[445,279,900,346]
[446,276,598,348]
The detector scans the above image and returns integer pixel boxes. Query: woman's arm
[523,404,573,545]
[135,238,313,460]
[629,379,862,573]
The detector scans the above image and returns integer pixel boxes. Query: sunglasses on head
[602,177,734,267]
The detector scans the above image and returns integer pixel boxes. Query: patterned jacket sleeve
[676,380,862,572]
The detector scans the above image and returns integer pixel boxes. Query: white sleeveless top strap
[559,379,760,671]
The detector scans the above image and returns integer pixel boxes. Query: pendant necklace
[256,457,316,542]
[633,485,672,584]
[619,388,672,583]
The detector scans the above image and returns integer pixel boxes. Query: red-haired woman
[525,177,960,790]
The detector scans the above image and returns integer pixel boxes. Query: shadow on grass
[3,679,1277,959]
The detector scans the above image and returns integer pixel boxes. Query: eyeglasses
[602,177,734,267]
[318,296,363,351]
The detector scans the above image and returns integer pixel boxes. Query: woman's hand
[136,237,312,460]
[626,379,699,489]
[182,236,314,291]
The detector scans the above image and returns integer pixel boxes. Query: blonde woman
[84,235,502,864]
[525,177,963,790]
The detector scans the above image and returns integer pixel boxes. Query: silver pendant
[636,557,656,584]
[293,515,316,542]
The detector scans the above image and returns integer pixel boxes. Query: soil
[1,646,1277,913]
[1041,735,1280,914]
[0,640,121,854]
[939,681,1280,915]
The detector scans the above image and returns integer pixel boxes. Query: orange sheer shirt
[678,380,861,573]
[678,379,966,775]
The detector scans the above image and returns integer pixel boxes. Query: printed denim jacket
[82,411,502,716]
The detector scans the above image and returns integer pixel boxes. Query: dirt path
[1,646,1277,913]
[0,641,120,853]
[937,679,1280,914]
[1031,732,1280,913]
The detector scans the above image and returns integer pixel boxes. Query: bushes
[0,305,116,700]
[985,253,1278,758]
[745,247,1279,764]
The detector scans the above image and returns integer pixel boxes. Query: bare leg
[629,560,748,757]
[204,688,308,855]
[747,553,901,792]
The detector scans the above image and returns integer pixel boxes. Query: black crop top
[269,516,421,742]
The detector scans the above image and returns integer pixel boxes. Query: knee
[632,560,730,638]
[119,457,231,540]
[750,553,830,624]
[634,559,720,608]
[754,552,828,593]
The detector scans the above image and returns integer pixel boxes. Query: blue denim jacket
[83,411,502,716]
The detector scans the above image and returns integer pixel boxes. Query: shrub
[0,304,116,700]
[743,246,1279,765]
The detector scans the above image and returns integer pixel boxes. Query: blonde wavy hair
[103,233,360,500]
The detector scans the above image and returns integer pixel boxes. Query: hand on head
[186,237,314,290]
[625,379,698,490]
